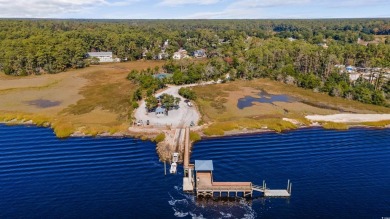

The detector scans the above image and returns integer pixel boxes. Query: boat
[170,162,177,174]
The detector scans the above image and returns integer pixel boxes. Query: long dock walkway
[182,128,194,191]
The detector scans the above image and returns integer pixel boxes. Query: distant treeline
[1,19,390,106]
[0,19,389,75]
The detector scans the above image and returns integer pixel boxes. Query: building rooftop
[195,160,214,171]
[153,73,172,80]
[88,52,113,57]
[155,106,165,114]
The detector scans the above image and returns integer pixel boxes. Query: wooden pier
[193,160,291,198]
[181,128,291,198]
[182,128,194,191]
[196,171,253,197]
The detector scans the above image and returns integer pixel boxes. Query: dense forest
[1,19,389,106]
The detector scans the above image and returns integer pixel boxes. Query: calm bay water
[0,124,389,218]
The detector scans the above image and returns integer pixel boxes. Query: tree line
[1,19,389,106]
[1,19,389,75]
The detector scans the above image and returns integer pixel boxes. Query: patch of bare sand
[306,114,390,123]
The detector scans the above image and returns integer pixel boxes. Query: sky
[0,0,389,19]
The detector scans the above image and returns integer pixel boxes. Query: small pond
[26,99,61,108]
[237,91,294,109]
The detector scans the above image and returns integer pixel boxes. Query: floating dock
[181,128,291,198]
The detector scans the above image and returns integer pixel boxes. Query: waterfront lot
[134,85,200,128]
[192,78,390,135]
[0,61,164,136]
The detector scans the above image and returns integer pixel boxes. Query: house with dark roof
[193,49,207,58]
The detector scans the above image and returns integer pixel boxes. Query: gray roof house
[194,49,207,58]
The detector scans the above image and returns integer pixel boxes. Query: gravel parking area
[134,85,200,128]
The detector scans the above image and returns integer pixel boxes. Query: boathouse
[194,160,253,197]
[181,129,292,198]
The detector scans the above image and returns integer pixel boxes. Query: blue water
[0,124,389,218]
[237,92,293,109]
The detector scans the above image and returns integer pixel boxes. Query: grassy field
[0,61,165,137]
[192,78,390,135]
[2,64,389,138]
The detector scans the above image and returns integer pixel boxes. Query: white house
[173,49,189,60]
[349,73,361,81]
[87,52,120,63]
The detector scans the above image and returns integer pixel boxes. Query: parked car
[146,120,150,125]
[190,121,195,127]
[136,120,142,126]
[187,101,193,107]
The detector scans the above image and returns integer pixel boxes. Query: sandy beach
[306,114,390,123]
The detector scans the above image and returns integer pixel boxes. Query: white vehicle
[187,101,193,107]
[170,162,177,174]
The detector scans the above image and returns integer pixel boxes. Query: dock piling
[164,161,166,175]
[287,179,290,191]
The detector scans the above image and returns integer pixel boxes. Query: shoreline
[2,118,390,140]
[1,117,390,162]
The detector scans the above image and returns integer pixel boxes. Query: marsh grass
[52,121,75,138]
[0,80,61,94]
[63,82,135,116]
[194,78,390,136]
[154,133,166,143]
[203,118,297,136]
[361,120,390,127]
[0,61,167,139]
[322,122,349,130]
[0,113,51,126]
[189,131,201,142]
[288,114,312,126]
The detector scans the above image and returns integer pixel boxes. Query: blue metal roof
[153,73,172,80]
[195,160,213,171]
[155,107,165,113]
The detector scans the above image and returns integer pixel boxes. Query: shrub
[154,133,166,143]
[362,120,390,127]
[132,102,139,109]
[178,87,197,100]
[322,122,349,130]
[52,122,74,138]
[189,131,201,142]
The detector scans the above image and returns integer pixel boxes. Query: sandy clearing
[306,114,390,123]
[134,84,200,128]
